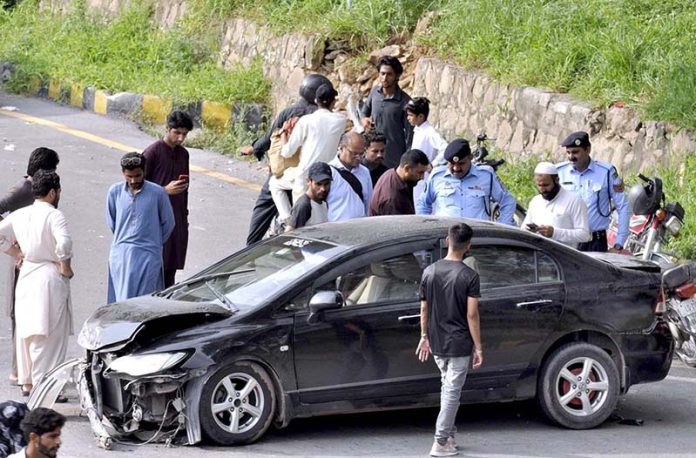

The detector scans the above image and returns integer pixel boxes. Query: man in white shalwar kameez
[0,170,73,396]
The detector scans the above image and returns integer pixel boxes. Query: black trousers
[163,268,177,288]
[246,174,278,245]
[578,231,608,252]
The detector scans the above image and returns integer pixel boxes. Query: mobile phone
[527,222,538,231]
[178,174,189,183]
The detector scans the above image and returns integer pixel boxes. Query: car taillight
[676,282,696,299]
[654,289,665,314]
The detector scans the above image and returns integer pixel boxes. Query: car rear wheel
[538,343,619,429]
[200,361,276,445]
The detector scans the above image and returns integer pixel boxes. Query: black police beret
[561,131,591,148]
[444,139,472,163]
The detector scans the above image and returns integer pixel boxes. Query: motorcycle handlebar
[638,173,650,182]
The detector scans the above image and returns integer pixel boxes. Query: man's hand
[360,117,373,131]
[239,145,255,156]
[58,261,74,279]
[416,337,432,362]
[472,348,483,369]
[164,180,188,196]
[536,225,554,238]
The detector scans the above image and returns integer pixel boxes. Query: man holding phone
[522,162,590,248]
[143,110,193,287]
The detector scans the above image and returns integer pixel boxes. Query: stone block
[439,64,455,97]
[107,92,143,116]
[142,94,172,124]
[368,45,401,65]
[28,76,43,95]
[94,90,109,115]
[201,100,232,129]
[48,78,61,100]
[69,83,83,108]
[82,87,95,111]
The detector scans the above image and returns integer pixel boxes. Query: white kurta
[411,121,449,204]
[0,201,73,339]
[522,187,591,247]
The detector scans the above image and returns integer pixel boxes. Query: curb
[1,68,266,131]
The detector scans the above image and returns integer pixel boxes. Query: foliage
[0,0,270,105]
[495,153,541,211]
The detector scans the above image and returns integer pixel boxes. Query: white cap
[534,162,558,175]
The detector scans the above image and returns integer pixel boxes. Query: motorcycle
[607,174,685,266]
[661,262,696,367]
[470,133,527,226]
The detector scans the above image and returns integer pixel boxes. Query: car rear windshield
[168,236,346,308]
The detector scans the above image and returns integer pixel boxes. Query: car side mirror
[307,291,343,324]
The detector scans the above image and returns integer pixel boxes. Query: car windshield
[167,236,346,308]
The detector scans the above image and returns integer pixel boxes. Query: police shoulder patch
[613,182,624,193]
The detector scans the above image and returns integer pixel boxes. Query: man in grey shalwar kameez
[106,152,175,303]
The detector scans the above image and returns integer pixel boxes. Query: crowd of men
[0,55,631,457]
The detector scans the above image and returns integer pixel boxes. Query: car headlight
[107,352,188,377]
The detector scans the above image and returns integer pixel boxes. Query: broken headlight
[107,352,188,377]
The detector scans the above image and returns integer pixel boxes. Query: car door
[292,240,442,403]
[453,240,565,389]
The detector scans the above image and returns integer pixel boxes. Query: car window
[468,245,560,289]
[319,250,433,307]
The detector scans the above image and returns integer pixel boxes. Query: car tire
[537,342,619,429]
[199,361,276,445]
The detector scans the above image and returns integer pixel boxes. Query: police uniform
[556,132,630,252]
[415,139,517,225]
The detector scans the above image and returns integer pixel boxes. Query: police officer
[556,131,630,252]
[416,138,516,224]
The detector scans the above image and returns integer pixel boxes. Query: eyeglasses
[342,146,366,156]
[121,156,143,168]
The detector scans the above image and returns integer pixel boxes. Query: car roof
[287,215,509,248]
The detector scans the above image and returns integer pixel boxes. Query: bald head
[338,132,366,168]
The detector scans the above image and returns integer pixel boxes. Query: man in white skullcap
[522,162,590,248]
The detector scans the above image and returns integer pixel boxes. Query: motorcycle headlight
[107,352,188,377]
[665,216,682,236]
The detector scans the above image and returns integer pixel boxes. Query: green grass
[0,0,270,105]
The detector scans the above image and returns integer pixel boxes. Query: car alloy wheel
[200,361,276,445]
[538,342,619,429]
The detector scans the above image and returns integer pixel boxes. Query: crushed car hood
[78,295,233,351]
[587,252,662,273]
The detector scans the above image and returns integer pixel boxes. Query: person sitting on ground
[9,407,65,458]
[369,149,430,216]
[522,162,590,248]
[361,131,389,186]
[286,162,333,231]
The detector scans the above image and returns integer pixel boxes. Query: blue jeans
[433,355,470,444]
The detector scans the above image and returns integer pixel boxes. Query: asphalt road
[2,92,696,457]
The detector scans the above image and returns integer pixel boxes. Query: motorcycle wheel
[537,343,619,429]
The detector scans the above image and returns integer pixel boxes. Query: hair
[166,110,194,130]
[26,147,59,177]
[448,223,473,250]
[400,149,430,168]
[20,408,66,441]
[31,170,61,198]
[120,152,146,171]
[377,56,403,77]
[365,131,387,146]
[405,97,430,118]
[339,131,366,148]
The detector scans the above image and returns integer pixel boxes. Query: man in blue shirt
[106,153,175,303]
[556,131,630,252]
[416,139,516,225]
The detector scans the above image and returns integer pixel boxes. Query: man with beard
[8,407,65,458]
[142,110,192,287]
[369,149,430,216]
[286,162,332,231]
[360,56,413,168]
[416,139,516,225]
[361,131,389,186]
[556,131,630,252]
[106,153,175,303]
[0,171,72,397]
[327,132,373,221]
[522,162,590,248]
[241,74,331,244]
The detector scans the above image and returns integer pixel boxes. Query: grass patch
[0,0,270,105]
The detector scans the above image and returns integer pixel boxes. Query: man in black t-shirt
[417,223,482,457]
[286,162,332,231]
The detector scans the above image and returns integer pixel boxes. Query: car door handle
[398,314,421,322]
[516,299,554,310]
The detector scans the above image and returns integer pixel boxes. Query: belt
[590,230,607,241]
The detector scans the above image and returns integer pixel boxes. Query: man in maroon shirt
[368,149,429,216]
[142,110,193,287]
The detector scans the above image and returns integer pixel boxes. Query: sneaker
[430,440,458,457]
[446,437,459,450]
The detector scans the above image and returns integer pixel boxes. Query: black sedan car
[32,216,673,447]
